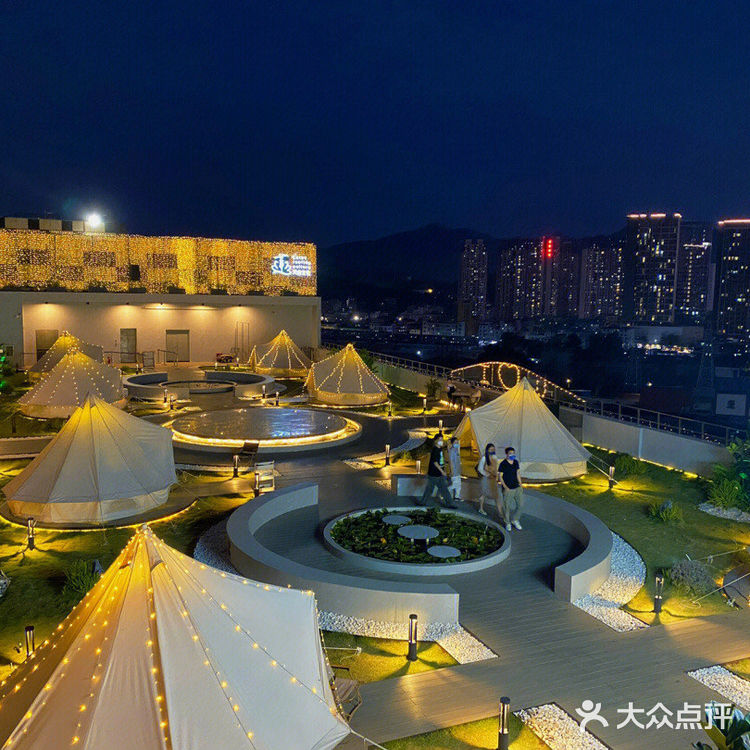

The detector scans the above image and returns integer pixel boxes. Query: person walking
[417,434,457,508]
[498,446,524,531]
[447,436,462,501]
[476,443,498,516]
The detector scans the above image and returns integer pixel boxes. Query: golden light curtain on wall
[0,230,317,295]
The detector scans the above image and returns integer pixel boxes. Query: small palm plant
[694,704,750,749]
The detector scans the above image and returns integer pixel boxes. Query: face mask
[508,454,516,460]
[436,440,443,448]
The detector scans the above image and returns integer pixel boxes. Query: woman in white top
[476,443,498,515]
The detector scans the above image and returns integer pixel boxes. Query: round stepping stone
[382,513,412,526]
[397,524,439,542]
[427,545,461,559]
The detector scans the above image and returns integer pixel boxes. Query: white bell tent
[3,395,176,524]
[0,527,351,750]
[28,331,103,376]
[249,329,311,377]
[454,377,590,481]
[18,350,124,419]
[305,344,389,406]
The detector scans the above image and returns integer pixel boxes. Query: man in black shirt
[416,435,457,508]
[498,446,524,531]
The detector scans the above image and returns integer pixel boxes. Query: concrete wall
[391,475,612,602]
[0,291,320,367]
[560,406,732,475]
[227,483,460,625]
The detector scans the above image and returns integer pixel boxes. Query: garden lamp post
[497,696,510,750]
[24,625,35,659]
[654,572,665,614]
[407,614,418,662]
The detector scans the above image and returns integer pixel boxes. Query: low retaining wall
[0,435,53,458]
[560,406,732,475]
[391,475,612,601]
[227,483,459,625]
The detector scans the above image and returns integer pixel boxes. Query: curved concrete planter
[123,370,278,401]
[323,506,510,576]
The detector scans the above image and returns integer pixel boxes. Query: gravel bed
[192,519,236,573]
[699,502,750,524]
[516,704,608,750]
[317,611,496,664]
[343,458,375,471]
[688,666,750,712]
[573,533,647,632]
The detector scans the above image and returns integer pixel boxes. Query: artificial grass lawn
[0,373,64,437]
[0,469,248,681]
[322,631,457,683]
[726,657,750,681]
[383,715,550,749]
[463,443,749,624]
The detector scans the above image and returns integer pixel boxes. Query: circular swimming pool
[170,406,361,453]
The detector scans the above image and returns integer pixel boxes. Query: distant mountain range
[317,224,501,298]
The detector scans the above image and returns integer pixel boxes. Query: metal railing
[561,399,746,446]
[371,350,747,448]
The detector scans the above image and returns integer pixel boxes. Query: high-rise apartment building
[625,212,682,323]
[714,219,750,340]
[495,236,580,321]
[578,234,624,319]
[457,239,488,333]
[496,239,542,321]
[675,220,712,322]
[541,237,581,318]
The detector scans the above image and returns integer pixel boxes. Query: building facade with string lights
[0,217,320,366]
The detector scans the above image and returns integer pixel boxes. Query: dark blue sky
[1,1,748,245]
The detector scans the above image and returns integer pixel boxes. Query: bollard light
[24,625,35,659]
[387,401,392,418]
[169,394,175,411]
[233,454,239,478]
[438,419,443,431]
[275,390,279,406]
[422,397,427,413]
[385,444,390,466]
[407,614,418,662]
[654,571,664,614]
[608,465,615,490]
[26,518,36,551]
[415,459,421,475]
[497,696,510,750]
[163,387,168,404]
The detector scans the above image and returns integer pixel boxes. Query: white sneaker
[505,523,512,531]
[478,507,488,516]
[512,520,523,530]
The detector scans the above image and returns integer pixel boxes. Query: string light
[305,344,389,406]
[0,528,348,750]
[0,228,317,296]
[18,347,123,418]
[249,330,311,377]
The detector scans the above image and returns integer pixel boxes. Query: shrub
[647,500,683,524]
[708,478,745,510]
[425,377,441,400]
[668,559,715,597]
[614,453,647,476]
[63,560,101,602]
[0,381,14,396]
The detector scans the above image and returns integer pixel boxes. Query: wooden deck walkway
[205,412,750,748]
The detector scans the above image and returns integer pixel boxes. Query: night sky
[1,1,747,246]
